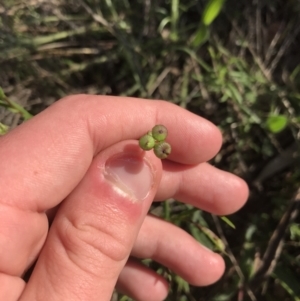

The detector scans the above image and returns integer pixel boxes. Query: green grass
[1,0,300,300]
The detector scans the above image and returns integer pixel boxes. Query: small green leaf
[174,275,190,294]
[220,216,236,229]
[191,23,209,48]
[200,226,226,253]
[158,17,171,33]
[290,223,300,240]
[0,87,5,99]
[274,264,300,301]
[266,115,288,133]
[0,122,9,135]
[202,0,226,26]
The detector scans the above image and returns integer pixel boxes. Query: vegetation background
[1,0,300,300]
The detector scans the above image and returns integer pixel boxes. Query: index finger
[0,94,222,211]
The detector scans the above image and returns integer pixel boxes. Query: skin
[0,95,248,301]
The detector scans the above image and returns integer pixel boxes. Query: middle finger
[156,161,248,215]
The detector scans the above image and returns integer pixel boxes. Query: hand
[0,95,248,301]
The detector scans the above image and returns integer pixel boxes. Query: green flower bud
[139,134,155,150]
[152,125,168,142]
[154,141,171,159]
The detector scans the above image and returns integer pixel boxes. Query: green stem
[2,95,33,120]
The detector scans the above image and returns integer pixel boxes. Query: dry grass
[1,0,300,300]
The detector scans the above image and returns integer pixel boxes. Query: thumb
[20,140,162,301]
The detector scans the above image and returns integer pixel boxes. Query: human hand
[0,95,248,301]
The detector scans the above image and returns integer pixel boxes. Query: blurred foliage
[1,0,300,300]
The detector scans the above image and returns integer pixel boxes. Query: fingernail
[104,154,154,201]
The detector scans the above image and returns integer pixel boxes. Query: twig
[78,0,114,35]
[264,23,284,65]
[254,142,299,184]
[255,0,262,56]
[212,215,257,301]
[147,67,172,96]
[249,188,300,289]
[191,58,211,102]
[267,22,300,76]
[231,20,271,81]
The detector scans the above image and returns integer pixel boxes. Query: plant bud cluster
[139,125,171,159]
